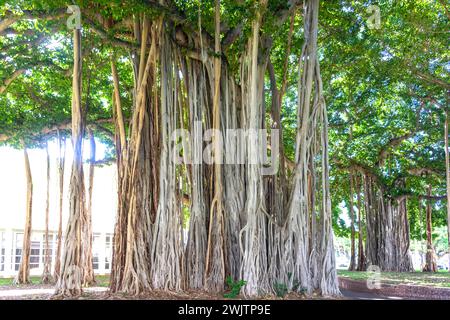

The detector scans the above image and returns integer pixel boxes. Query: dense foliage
[0,0,449,278]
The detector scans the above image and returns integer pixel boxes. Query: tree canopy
[0,0,449,297]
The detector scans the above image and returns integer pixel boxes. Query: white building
[0,229,113,277]
[0,145,116,278]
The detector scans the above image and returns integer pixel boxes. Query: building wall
[0,229,113,278]
[0,145,117,278]
[0,146,117,232]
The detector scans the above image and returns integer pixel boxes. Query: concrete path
[340,289,405,300]
[0,287,107,298]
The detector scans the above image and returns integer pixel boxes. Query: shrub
[223,276,247,298]
[274,282,288,298]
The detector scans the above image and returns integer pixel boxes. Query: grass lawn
[0,275,110,287]
[337,270,450,288]
[94,275,110,287]
[0,276,42,286]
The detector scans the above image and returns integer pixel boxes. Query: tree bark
[445,109,450,272]
[204,0,226,293]
[109,55,128,293]
[82,129,96,285]
[184,59,209,289]
[348,121,356,271]
[239,0,271,297]
[53,132,66,281]
[364,176,413,272]
[348,171,356,271]
[152,26,184,291]
[222,67,244,284]
[41,142,52,284]
[280,0,340,296]
[15,146,33,284]
[423,185,437,272]
[54,28,84,297]
[111,17,161,294]
[356,174,366,271]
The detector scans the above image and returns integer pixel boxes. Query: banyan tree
[1,0,449,301]
[55,0,340,297]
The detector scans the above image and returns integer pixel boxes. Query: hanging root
[280,0,340,296]
[151,31,184,291]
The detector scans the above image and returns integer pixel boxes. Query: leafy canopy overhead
[0,0,448,236]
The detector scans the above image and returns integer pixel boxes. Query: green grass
[0,276,42,286]
[0,275,110,287]
[337,270,450,288]
[94,275,110,287]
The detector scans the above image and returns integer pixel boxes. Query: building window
[4,231,113,275]
[42,234,54,264]
[105,235,112,270]
[14,233,23,271]
[13,233,41,270]
[0,248,4,272]
[93,234,100,270]
[30,241,40,269]
[0,232,5,272]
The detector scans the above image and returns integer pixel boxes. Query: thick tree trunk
[152,28,184,291]
[423,185,437,272]
[239,0,271,296]
[204,0,226,293]
[356,174,366,271]
[184,58,209,289]
[280,0,340,296]
[109,56,128,292]
[15,146,33,284]
[55,28,84,296]
[222,67,244,283]
[445,109,450,272]
[364,176,413,272]
[53,132,66,281]
[348,171,356,271]
[41,143,52,284]
[105,0,339,298]
[398,196,413,271]
[111,17,160,294]
[82,129,96,285]
[265,26,293,285]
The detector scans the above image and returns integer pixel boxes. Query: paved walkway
[0,287,107,298]
[340,289,405,300]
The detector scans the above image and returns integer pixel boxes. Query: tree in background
[15,146,33,284]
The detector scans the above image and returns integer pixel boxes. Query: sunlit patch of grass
[0,276,42,286]
[337,270,450,288]
[0,275,111,287]
[93,275,110,287]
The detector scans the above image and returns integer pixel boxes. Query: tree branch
[377,131,417,166]
[0,9,66,35]
[0,69,26,94]
[0,118,116,143]
[83,16,137,49]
